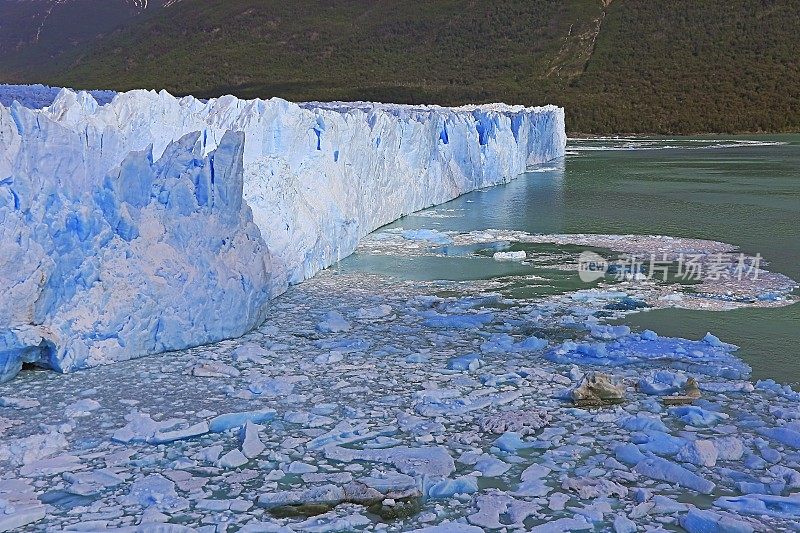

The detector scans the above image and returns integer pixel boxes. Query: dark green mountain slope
[2,0,798,134]
[0,0,173,74]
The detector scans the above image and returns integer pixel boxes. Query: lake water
[342,136,800,384]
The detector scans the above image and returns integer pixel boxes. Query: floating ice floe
[492,250,527,261]
[546,330,751,379]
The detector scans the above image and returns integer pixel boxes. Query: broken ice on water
[1,244,800,531]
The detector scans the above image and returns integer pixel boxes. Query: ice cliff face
[0,104,272,382]
[0,88,565,382]
[40,90,566,291]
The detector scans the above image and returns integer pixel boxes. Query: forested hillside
[1,0,798,133]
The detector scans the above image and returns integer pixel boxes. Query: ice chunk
[401,229,453,245]
[468,491,541,529]
[357,472,418,496]
[495,432,538,452]
[756,379,800,401]
[471,455,511,477]
[19,454,81,477]
[239,421,266,459]
[248,375,297,396]
[120,475,188,512]
[191,361,241,378]
[112,412,208,444]
[529,517,592,532]
[562,477,628,499]
[427,476,479,498]
[633,457,716,494]
[288,461,318,474]
[492,250,526,261]
[447,353,482,371]
[324,445,455,478]
[714,436,744,461]
[479,409,551,436]
[480,334,547,353]
[638,371,688,395]
[619,414,669,433]
[714,494,800,519]
[0,431,68,466]
[613,514,637,533]
[410,524,484,533]
[257,484,345,509]
[193,445,224,463]
[676,440,719,467]
[217,449,249,469]
[0,397,39,409]
[148,421,209,445]
[231,343,273,364]
[670,406,729,426]
[208,409,277,432]
[632,430,686,456]
[546,331,749,379]
[589,324,631,340]
[424,313,495,329]
[415,389,522,417]
[316,311,351,333]
[680,508,754,533]
[0,505,47,532]
[759,426,800,449]
[355,304,393,320]
[63,398,101,417]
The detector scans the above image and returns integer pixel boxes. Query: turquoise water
[342,136,800,384]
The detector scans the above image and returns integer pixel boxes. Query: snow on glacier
[0,84,116,109]
[0,87,565,381]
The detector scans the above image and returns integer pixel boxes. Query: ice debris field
[2,262,800,532]
[1,84,800,532]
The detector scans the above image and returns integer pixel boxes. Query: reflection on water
[382,157,567,235]
[342,135,800,383]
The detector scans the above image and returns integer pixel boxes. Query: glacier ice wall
[0,88,565,381]
[0,105,272,382]
[40,89,566,292]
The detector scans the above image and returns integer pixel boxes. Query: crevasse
[0,88,566,382]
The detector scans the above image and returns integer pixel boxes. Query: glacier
[0,87,566,382]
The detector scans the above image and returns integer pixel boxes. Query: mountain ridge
[1,0,798,134]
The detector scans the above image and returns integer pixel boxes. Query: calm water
[342,136,800,384]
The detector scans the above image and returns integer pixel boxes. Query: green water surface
[343,136,800,384]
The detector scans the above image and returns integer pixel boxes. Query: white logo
[578,251,608,282]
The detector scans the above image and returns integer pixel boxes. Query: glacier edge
[0,88,565,382]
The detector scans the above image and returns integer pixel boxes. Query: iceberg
[0,88,566,381]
